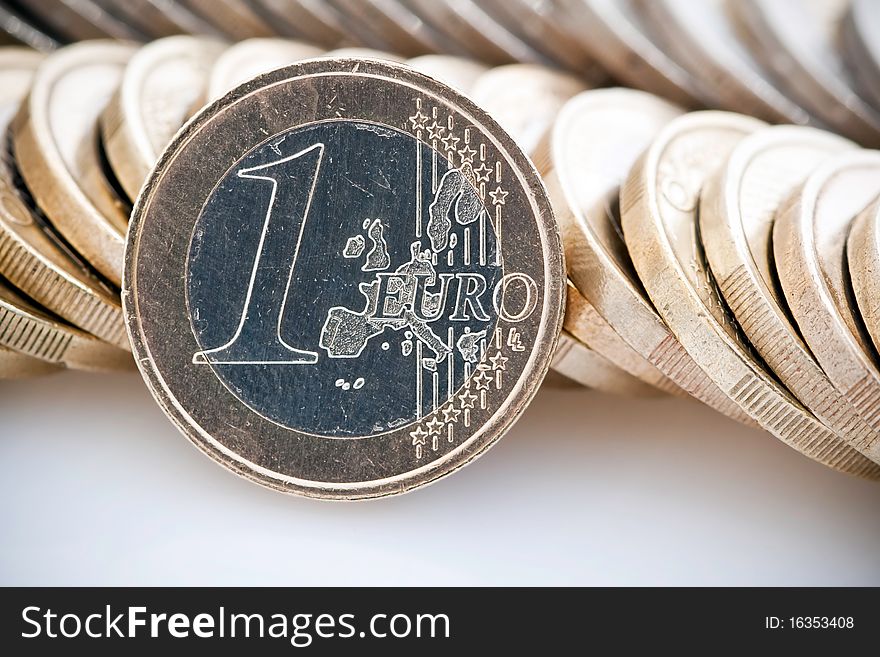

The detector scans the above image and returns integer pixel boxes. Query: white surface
[1,369,878,586]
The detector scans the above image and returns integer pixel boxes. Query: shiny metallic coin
[552,329,658,395]
[251,0,348,46]
[102,36,227,202]
[0,3,58,51]
[20,0,145,40]
[848,197,880,355]
[12,40,135,287]
[556,0,708,108]
[404,0,550,65]
[124,58,564,499]
[774,151,880,445]
[638,0,811,125]
[323,47,405,62]
[206,38,323,102]
[470,64,588,157]
[840,0,880,111]
[405,54,489,94]
[97,0,223,38]
[621,111,879,478]
[0,48,126,349]
[539,89,752,420]
[699,126,879,461]
[179,0,275,39]
[477,0,606,80]
[731,0,880,147]
[0,278,130,371]
[326,0,413,52]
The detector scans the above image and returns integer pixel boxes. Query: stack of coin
[1,1,880,493]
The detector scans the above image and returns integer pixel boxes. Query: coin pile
[2,1,880,492]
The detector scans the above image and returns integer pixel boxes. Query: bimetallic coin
[556,0,708,108]
[848,198,880,355]
[12,40,135,287]
[206,38,323,102]
[180,0,275,39]
[539,89,751,421]
[0,279,130,371]
[405,54,489,94]
[731,0,880,147]
[840,0,880,112]
[774,151,880,443]
[124,58,564,499]
[621,111,879,478]
[404,0,550,65]
[552,330,658,395]
[102,36,227,201]
[699,126,879,461]
[638,0,812,125]
[0,48,126,349]
[469,64,588,158]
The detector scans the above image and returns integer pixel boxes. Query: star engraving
[458,389,477,409]
[489,350,508,371]
[473,369,494,390]
[442,405,462,424]
[473,162,492,183]
[426,121,445,141]
[409,108,429,132]
[410,425,429,444]
[426,415,444,436]
[458,143,477,166]
[441,132,460,151]
[488,186,508,205]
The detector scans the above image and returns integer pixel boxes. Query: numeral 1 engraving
[193,143,324,365]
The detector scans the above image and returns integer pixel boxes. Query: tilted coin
[840,0,880,112]
[102,36,227,201]
[250,0,348,46]
[552,329,658,396]
[731,0,880,147]
[0,279,130,371]
[124,58,565,498]
[405,54,489,94]
[12,40,135,287]
[18,0,139,41]
[774,151,880,443]
[848,198,880,355]
[206,38,323,102]
[637,0,812,125]
[555,0,708,108]
[469,64,588,158]
[621,111,879,478]
[0,3,58,51]
[403,0,550,65]
[699,126,879,461]
[323,47,405,62]
[539,89,752,420]
[179,0,275,39]
[0,48,126,349]
[478,0,606,80]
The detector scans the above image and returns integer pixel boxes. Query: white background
[1,369,878,585]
